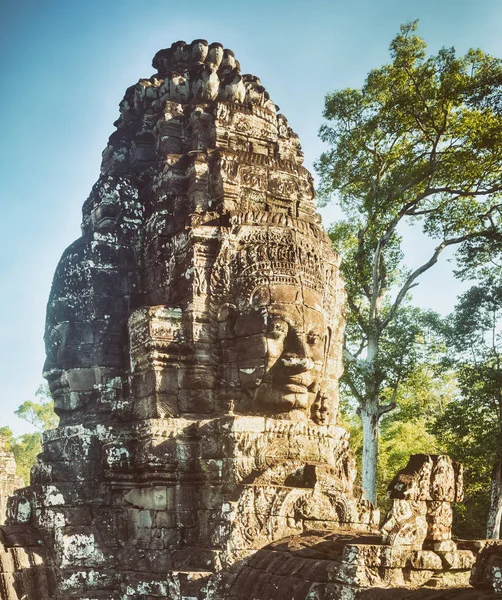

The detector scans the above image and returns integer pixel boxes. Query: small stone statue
[381,454,463,550]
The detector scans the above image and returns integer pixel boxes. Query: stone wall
[0,440,23,525]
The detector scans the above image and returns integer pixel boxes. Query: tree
[0,427,14,449]
[432,276,502,538]
[0,427,36,485]
[15,384,59,431]
[316,21,502,503]
[1,385,58,484]
[343,363,453,512]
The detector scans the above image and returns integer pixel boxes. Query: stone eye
[307,331,322,345]
[267,319,288,339]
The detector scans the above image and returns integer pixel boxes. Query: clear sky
[1,0,501,434]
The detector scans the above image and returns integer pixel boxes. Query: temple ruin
[0,441,23,526]
[0,39,501,599]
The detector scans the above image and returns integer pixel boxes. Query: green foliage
[15,384,58,432]
[455,236,502,280]
[338,396,364,484]
[317,20,502,502]
[377,366,454,509]
[9,434,42,484]
[318,21,502,237]
[0,385,58,484]
[342,302,444,404]
[432,392,493,538]
[431,275,502,537]
[0,429,44,486]
[378,417,439,514]
[342,365,454,515]
[0,427,13,450]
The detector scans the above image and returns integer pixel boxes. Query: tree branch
[343,372,364,405]
[343,347,359,363]
[426,185,502,197]
[346,294,369,334]
[344,333,368,361]
[378,400,397,418]
[382,230,496,329]
[370,239,383,322]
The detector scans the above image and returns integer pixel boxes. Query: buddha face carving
[220,283,331,419]
[212,220,344,423]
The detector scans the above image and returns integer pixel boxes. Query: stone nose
[44,368,65,387]
[280,328,313,372]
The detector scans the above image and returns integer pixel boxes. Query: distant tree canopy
[15,384,58,432]
[432,275,502,538]
[1,385,57,484]
[316,20,502,503]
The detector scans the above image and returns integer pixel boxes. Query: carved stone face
[45,368,93,413]
[230,283,328,417]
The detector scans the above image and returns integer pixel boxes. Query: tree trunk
[487,460,502,539]
[360,400,379,505]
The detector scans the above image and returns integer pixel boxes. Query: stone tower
[0,440,23,526]
[0,40,499,600]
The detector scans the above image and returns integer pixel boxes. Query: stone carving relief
[210,219,343,423]
[381,454,463,550]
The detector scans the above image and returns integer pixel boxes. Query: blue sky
[1,0,501,434]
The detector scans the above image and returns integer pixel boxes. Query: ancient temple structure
[0,39,501,599]
[0,440,23,526]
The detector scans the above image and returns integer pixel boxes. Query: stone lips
[208,215,344,423]
[1,37,360,600]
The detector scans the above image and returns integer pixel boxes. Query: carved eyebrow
[266,313,290,326]
[307,323,325,332]
[307,328,323,335]
[267,306,303,322]
[268,314,313,337]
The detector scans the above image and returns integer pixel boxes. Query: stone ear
[324,326,332,356]
[217,303,237,339]
[322,327,332,378]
